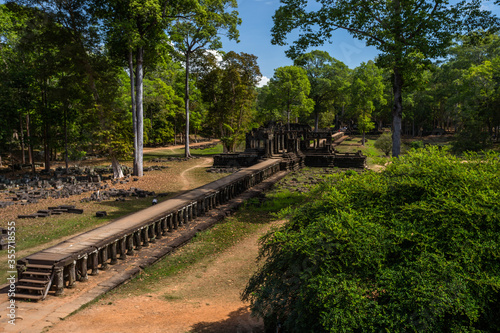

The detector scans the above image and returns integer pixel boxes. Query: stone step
[13,293,43,301]
[16,285,45,291]
[26,264,53,270]
[18,278,49,285]
[23,270,51,277]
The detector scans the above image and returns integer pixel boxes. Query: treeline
[0,0,258,175]
[257,32,500,152]
[1,1,498,173]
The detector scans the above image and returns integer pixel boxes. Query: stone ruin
[0,164,169,210]
[213,123,367,170]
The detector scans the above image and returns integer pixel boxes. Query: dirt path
[47,221,282,333]
[143,140,220,153]
[180,158,213,191]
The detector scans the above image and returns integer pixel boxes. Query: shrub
[452,121,491,153]
[243,147,500,332]
[374,132,392,156]
[409,140,424,149]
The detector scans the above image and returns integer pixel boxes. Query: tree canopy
[293,50,350,130]
[169,0,241,157]
[271,0,499,156]
[263,65,314,129]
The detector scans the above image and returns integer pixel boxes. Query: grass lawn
[0,148,227,283]
[335,135,390,167]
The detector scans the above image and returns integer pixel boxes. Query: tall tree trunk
[174,123,177,145]
[44,124,50,172]
[129,49,138,176]
[315,111,319,132]
[26,114,34,173]
[43,85,50,172]
[64,107,69,172]
[287,101,291,131]
[19,113,25,164]
[392,67,403,157]
[185,52,191,158]
[135,47,144,177]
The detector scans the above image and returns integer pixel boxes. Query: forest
[1,0,499,178]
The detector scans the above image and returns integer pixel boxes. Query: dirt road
[46,221,281,333]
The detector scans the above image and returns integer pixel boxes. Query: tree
[199,51,261,152]
[374,131,392,156]
[350,61,386,145]
[294,50,350,130]
[1,2,96,172]
[265,66,314,130]
[169,0,240,158]
[97,0,182,176]
[271,0,498,156]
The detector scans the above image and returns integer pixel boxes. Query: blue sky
[1,0,498,86]
[221,0,500,86]
[220,0,379,85]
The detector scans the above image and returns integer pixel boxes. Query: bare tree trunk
[129,49,138,176]
[44,124,50,172]
[174,123,177,145]
[64,107,69,172]
[392,67,403,157]
[19,113,25,164]
[43,85,50,172]
[27,114,34,173]
[185,53,191,158]
[287,103,291,131]
[135,47,144,177]
[112,155,124,179]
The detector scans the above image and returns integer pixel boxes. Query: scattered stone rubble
[0,228,13,250]
[17,205,84,219]
[150,157,198,163]
[81,187,157,202]
[206,167,240,174]
[0,164,169,209]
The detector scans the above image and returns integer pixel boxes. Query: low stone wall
[213,153,261,168]
[333,151,367,168]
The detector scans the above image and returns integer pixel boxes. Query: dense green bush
[452,120,492,153]
[408,140,424,149]
[243,147,500,332]
[374,132,392,156]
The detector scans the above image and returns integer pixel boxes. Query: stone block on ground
[96,211,107,218]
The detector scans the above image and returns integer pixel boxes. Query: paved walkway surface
[0,170,288,333]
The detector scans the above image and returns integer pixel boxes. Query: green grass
[336,135,392,167]
[109,215,270,296]
[16,198,156,252]
[105,168,336,297]
[0,159,224,282]
[0,196,162,283]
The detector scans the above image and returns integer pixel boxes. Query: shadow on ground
[190,307,264,333]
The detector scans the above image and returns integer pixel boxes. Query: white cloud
[257,76,270,87]
[205,49,224,64]
[481,1,498,11]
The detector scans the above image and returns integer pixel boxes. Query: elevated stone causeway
[14,158,282,301]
